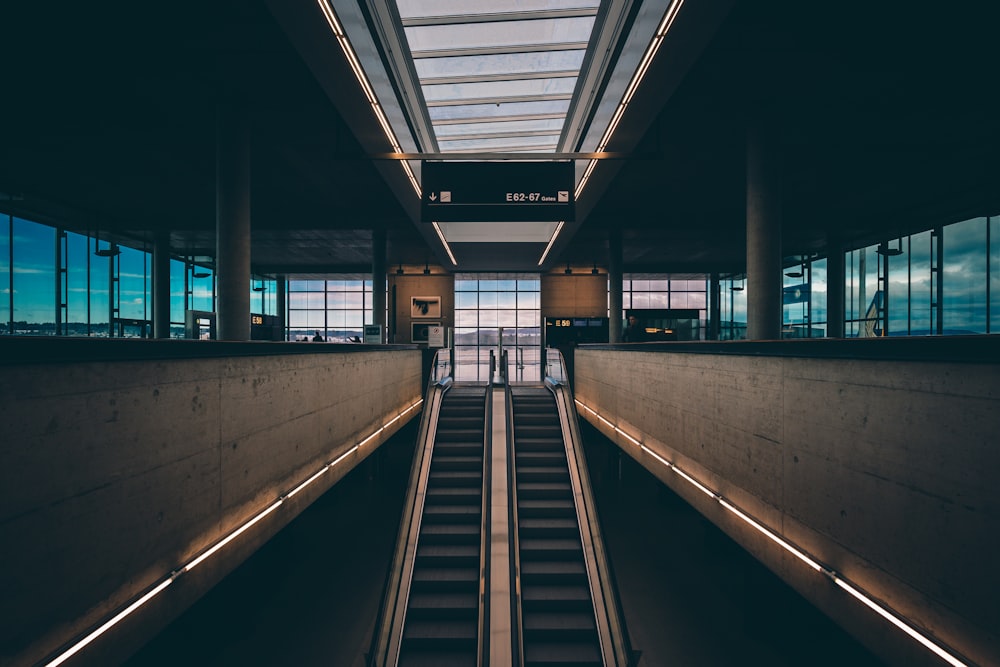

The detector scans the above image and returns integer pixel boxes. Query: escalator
[512,387,603,666]
[397,386,488,666]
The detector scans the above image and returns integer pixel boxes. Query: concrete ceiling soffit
[266,0,456,267]
[552,0,735,264]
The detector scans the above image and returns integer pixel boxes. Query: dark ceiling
[2,1,997,276]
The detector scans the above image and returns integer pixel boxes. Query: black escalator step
[432,455,483,470]
[519,537,582,558]
[403,619,477,643]
[519,517,578,536]
[420,523,480,542]
[520,559,587,583]
[436,431,485,443]
[518,498,575,517]
[429,470,483,486]
[411,567,479,587]
[423,505,481,522]
[515,439,565,452]
[522,584,593,609]
[398,653,476,667]
[517,466,569,482]
[425,486,481,502]
[434,444,483,456]
[522,610,597,637]
[407,591,478,615]
[523,641,602,666]
[516,451,566,464]
[517,481,572,498]
[417,543,480,566]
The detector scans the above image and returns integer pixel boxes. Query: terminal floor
[127,418,883,666]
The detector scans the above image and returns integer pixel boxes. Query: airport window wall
[846,215,999,336]
[454,274,541,382]
[622,276,709,340]
[1,213,277,338]
[287,278,372,342]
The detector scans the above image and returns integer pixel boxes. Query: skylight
[395,0,601,154]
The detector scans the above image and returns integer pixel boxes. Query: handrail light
[43,398,423,667]
[574,398,969,667]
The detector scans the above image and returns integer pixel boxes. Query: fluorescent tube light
[576,398,969,667]
[44,399,423,666]
[576,0,686,199]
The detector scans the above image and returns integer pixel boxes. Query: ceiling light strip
[43,398,423,667]
[431,221,458,265]
[575,0,685,200]
[538,221,565,265]
[317,0,420,197]
[574,398,969,667]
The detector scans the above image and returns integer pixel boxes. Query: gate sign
[421,161,574,223]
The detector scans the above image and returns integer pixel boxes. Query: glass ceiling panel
[405,17,596,55]
[429,99,572,123]
[393,0,600,156]
[433,118,566,138]
[414,51,586,82]
[397,0,600,21]
[422,77,577,104]
[437,135,560,152]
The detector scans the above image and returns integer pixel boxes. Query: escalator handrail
[504,378,525,666]
[476,381,494,666]
[368,352,452,666]
[545,370,633,667]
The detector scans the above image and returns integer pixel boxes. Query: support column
[709,272,721,340]
[608,230,623,343]
[826,243,845,338]
[276,274,286,341]
[152,230,171,339]
[216,104,251,341]
[746,119,782,340]
[372,229,387,343]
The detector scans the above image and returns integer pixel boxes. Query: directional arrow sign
[421,161,574,223]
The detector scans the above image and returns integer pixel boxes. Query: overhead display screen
[421,161,575,223]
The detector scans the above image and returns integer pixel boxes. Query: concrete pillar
[216,105,251,341]
[152,231,171,339]
[709,272,721,340]
[826,244,845,338]
[372,229,386,343]
[746,120,782,340]
[608,230,623,343]
[276,274,286,341]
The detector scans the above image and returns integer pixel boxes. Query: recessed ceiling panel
[394,0,600,158]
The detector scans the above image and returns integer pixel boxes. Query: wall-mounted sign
[411,296,441,319]
[422,161,574,222]
[427,325,446,348]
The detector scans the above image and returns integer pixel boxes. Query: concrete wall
[0,344,423,666]
[574,343,999,667]
[389,272,455,344]
[541,273,608,318]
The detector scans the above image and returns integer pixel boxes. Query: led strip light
[574,398,969,667]
[575,0,686,200]
[317,0,421,198]
[44,399,423,667]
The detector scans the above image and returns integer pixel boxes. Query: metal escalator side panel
[371,381,449,667]
[546,378,633,667]
[511,387,603,667]
[397,387,489,667]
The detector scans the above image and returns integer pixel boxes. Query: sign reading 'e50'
[421,161,574,223]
